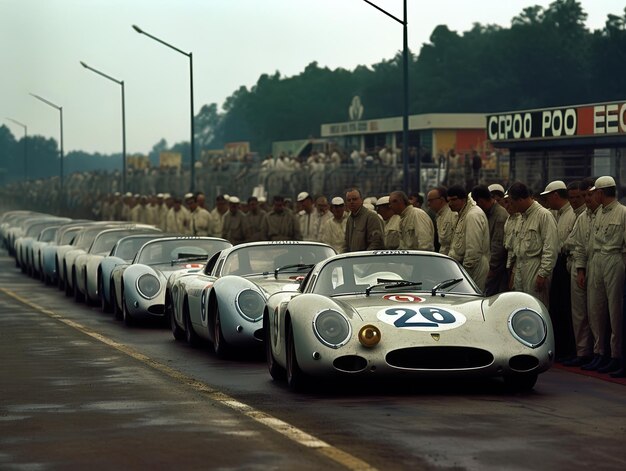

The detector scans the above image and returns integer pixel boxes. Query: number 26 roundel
[376,306,466,331]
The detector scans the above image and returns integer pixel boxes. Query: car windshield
[39,227,59,242]
[114,236,164,260]
[25,221,55,237]
[312,253,478,296]
[90,229,159,254]
[221,243,335,276]
[136,239,232,265]
[59,227,82,245]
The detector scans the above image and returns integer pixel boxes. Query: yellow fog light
[358,324,381,347]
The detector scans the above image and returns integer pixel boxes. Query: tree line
[2,0,625,184]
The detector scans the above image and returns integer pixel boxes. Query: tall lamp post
[80,61,127,194]
[362,0,414,193]
[132,24,196,192]
[30,93,64,203]
[5,118,28,181]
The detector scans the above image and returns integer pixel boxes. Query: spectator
[344,187,384,252]
[320,197,348,253]
[507,182,558,307]
[471,185,509,296]
[389,191,434,251]
[427,186,457,256]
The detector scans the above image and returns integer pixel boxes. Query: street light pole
[30,93,64,205]
[80,61,127,194]
[362,0,415,193]
[132,24,196,192]
[5,118,28,181]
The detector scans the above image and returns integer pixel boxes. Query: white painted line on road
[1,287,378,471]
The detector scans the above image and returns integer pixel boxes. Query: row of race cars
[1,209,555,392]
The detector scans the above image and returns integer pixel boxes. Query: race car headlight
[313,309,351,348]
[137,274,160,299]
[236,289,265,322]
[508,308,547,348]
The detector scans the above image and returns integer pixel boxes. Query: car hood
[333,293,486,323]
[252,276,301,297]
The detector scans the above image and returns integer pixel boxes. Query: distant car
[41,222,91,287]
[98,233,169,312]
[264,250,555,392]
[112,236,232,326]
[74,226,163,304]
[167,241,336,357]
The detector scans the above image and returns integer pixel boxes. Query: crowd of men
[95,175,626,379]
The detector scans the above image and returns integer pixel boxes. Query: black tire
[212,304,230,358]
[265,314,286,381]
[122,292,134,326]
[503,373,538,392]
[112,284,122,320]
[73,272,85,303]
[286,324,308,391]
[184,307,201,347]
[168,296,185,341]
[100,277,111,313]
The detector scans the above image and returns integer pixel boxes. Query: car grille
[386,346,494,370]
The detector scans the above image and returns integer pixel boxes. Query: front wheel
[100,278,111,312]
[112,284,122,320]
[212,305,230,358]
[184,308,200,347]
[286,324,308,391]
[265,315,285,381]
[122,292,135,326]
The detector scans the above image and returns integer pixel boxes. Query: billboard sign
[487,101,626,143]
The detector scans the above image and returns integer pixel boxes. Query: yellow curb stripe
[1,288,377,471]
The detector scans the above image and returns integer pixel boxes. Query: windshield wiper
[365,278,422,296]
[170,255,208,266]
[273,263,314,279]
[431,278,463,296]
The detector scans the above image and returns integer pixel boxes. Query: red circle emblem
[383,294,424,303]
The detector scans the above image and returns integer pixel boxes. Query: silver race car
[113,236,232,326]
[99,233,169,313]
[264,250,555,392]
[168,241,336,357]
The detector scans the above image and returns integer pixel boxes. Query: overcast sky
[2,0,624,155]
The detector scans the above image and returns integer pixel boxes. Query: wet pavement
[0,290,349,471]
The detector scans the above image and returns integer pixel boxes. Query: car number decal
[376,306,466,331]
[383,294,424,303]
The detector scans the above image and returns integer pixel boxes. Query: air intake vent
[386,347,493,369]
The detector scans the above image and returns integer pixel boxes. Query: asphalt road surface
[1,248,625,471]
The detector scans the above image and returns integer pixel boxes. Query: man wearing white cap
[584,176,626,375]
[507,182,558,307]
[222,196,245,245]
[488,183,506,207]
[375,196,401,250]
[187,193,213,236]
[389,191,434,251]
[210,195,228,238]
[296,192,318,241]
[320,197,348,253]
[541,180,577,360]
[471,185,509,296]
